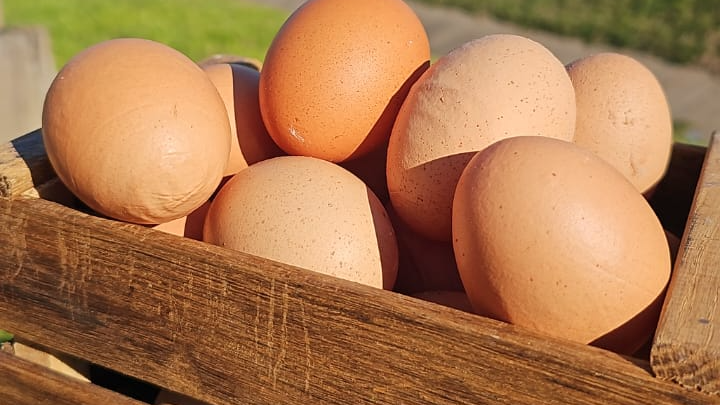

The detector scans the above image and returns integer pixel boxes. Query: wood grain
[0,351,145,405]
[0,196,716,405]
[651,133,720,394]
[0,128,54,197]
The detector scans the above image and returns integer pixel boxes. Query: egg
[452,136,671,354]
[202,63,285,176]
[259,0,430,162]
[42,38,230,224]
[387,34,576,241]
[203,156,398,289]
[566,52,673,194]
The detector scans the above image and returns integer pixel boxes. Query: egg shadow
[646,142,706,237]
[366,186,402,291]
[340,139,390,205]
[4,128,87,210]
[589,289,666,358]
[5,129,54,193]
[386,200,465,295]
[230,64,286,166]
[345,61,430,162]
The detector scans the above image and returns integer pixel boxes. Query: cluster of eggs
[41,0,673,355]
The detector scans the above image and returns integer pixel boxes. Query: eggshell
[566,52,673,194]
[42,38,230,224]
[387,34,576,241]
[202,63,284,176]
[203,156,398,289]
[411,291,474,313]
[452,136,671,354]
[259,0,430,162]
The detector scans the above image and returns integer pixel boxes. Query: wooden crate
[0,128,718,404]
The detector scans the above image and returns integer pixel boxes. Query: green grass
[415,0,720,73]
[4,0,289,68]
[0,330,13,343]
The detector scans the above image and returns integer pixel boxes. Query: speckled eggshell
[452,136,671,354]
[202,63,284,176]
[42,38,230,224]
[566,52,673,194]
[203,156,399,289]
[387,34,576,241]
[259,0,431,162]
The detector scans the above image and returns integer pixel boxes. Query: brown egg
[259,0,430,162]
[387,34,576,241]
[566,52,673,194]
[452,136,670,354]
[386,202,464,294]
[152,200,211,241]
[42,38,230,224]
[202,63,284,176]
[203,156,398,289]
[411,291,474,313]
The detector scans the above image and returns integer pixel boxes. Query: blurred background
[1,0,717,145]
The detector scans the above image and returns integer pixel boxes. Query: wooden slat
[0,129,55,197]
[651,132,720,394]
[0,197,715,405]
[0,351,145,405]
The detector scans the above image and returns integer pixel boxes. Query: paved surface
[251,0,719,144]
[0,25,56,144]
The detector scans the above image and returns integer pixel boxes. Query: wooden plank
[651,132,720,394]
[0,351,146,405]
[0,129,55,197]
[0,197,716,405]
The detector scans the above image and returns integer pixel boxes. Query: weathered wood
[651,133,720,394]
[0,129,55,197]
[0,351,145,405]
[0,196,716,405]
